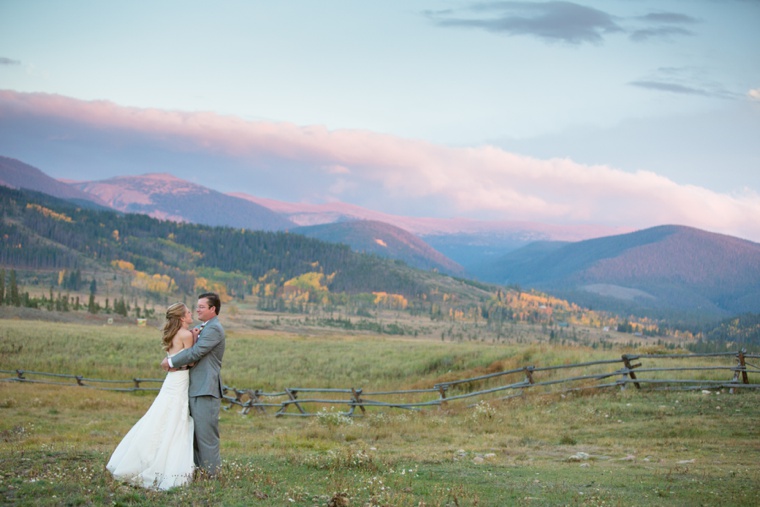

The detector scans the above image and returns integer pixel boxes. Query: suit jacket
[170,316,225,398]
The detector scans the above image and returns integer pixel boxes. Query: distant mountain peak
[141,172,183,180]
[93,173,210,196]
[71,172,292,231]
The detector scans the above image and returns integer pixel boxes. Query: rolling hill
[0,156,109,209]
[1,156,468,274]
[0,185,486,303]
[477,225,760,320]
[70,174,466,273]
[292,220,465,276]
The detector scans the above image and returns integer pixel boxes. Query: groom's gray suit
[170,315,225,475]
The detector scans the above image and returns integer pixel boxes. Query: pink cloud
[2,89,760,242]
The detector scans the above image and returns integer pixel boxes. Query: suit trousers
[189,395,221,475]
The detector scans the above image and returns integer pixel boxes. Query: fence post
[244,389,267,415]
[437,384,448,409]
[729,349,749,394]
[349,388,366,416]
[524,366,535,386]
[133,378,141,390]
[621,355,641,390]
[276,388,305,417]
[739,349,749,385]
[229,388,247,412]
[16,369,25,381]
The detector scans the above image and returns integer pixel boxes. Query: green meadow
[1,318,758,506]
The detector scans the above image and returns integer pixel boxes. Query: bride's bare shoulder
[167,329,193,355]
[177,328,194,348]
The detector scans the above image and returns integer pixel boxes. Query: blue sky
[1,0,759,240]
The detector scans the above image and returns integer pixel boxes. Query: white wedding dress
[107,356,195,490]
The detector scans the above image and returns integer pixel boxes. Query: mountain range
[474,226,760,320]
[2,154,759,321]
[233,191,630,271]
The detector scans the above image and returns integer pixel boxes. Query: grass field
[1,318,759,506]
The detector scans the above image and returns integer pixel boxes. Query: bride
[107,302,196,490]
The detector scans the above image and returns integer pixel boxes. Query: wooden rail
[0,369,163,391]
[2,350,757,417]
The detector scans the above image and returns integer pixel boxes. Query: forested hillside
[0,186,434,299]
[679,313,760,349]
[292,220,464,276]
[0,185,627,338]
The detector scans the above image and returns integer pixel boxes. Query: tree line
[0,186,427,299]
[0,267,153,318]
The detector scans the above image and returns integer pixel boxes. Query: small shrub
[315,407,354,427]
[302,447,381,472]
[469,400,497,422]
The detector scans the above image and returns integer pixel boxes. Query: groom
[161,292,226,477]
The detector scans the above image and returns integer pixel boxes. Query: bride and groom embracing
[106,292,226,490]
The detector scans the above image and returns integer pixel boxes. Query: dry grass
[1,317,758,505]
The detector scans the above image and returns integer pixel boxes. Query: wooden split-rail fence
[2,350,757,418]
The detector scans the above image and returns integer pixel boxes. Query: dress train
[106,363,194,490]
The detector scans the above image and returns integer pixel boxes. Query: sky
[1,0,759,241]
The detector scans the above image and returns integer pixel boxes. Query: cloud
[629,80,714,97]
[427,1,623,45]
[428,2,698,45]
[636,12,698,24]
[630,11,698,41]
[0,57,22,65]
[1,89,760,242]
[326,164,351,175]
[629,67,739,100]
[629,26,693,42]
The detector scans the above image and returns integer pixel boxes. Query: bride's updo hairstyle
[162,302,188,351]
